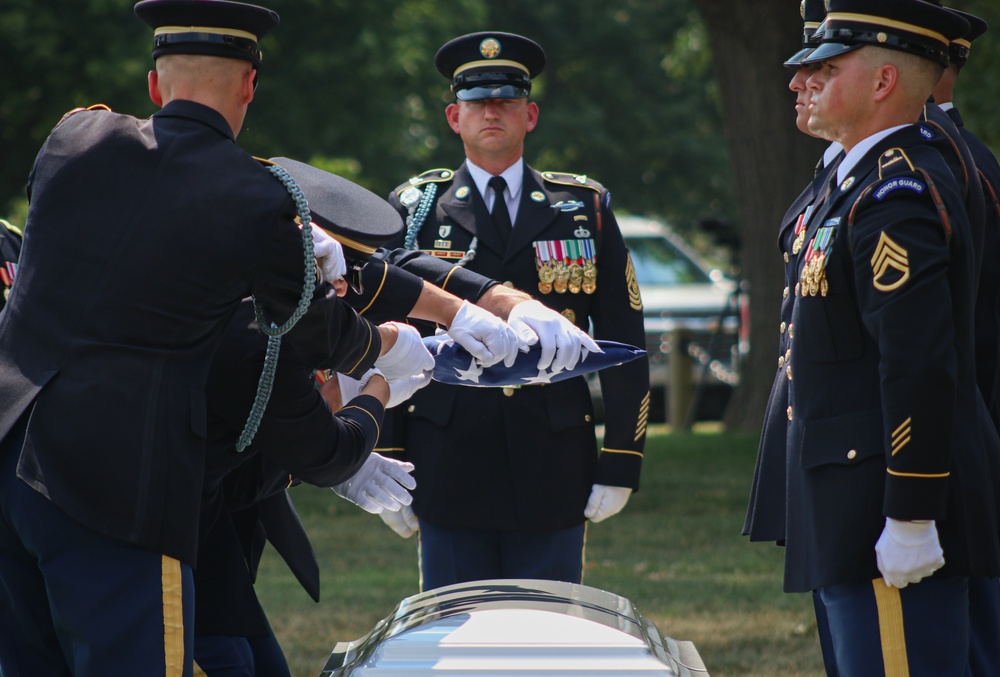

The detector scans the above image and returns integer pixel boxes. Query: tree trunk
[696,0,828,432]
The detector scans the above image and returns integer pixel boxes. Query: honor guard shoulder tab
[540,171,605,194]
[849,146,952,240]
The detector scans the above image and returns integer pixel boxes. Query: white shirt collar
[823,142,844,168]
[837,125,909,185]
[937,101,955,112]
[466,158,524,223]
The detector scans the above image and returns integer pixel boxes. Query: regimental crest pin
[840,176,855,191]
[439,225,452,239]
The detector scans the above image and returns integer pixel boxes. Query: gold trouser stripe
[416,520,425,593]
[162,555,185,677]
[872,578,910,676]
[579,521,589,585]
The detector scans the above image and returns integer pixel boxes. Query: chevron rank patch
[871,232,910,292]
[626,253,643,311]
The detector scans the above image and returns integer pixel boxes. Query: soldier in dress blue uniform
[781,1,1000,673]
[742,3,846,671]
[0,2,386,675]
[0,218,21,313]
[929,5,1000,432]
[380,32,650,590]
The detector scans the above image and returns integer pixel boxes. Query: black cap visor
[784,46,818,69]
[802,41,865,65]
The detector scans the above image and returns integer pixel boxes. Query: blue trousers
[417,519,586,591]
[194,616,291,677]
[0,412,195,677]
[816,576,1000,677]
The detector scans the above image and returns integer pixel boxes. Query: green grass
[254,428,826,676]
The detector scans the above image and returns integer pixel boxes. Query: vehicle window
[626,236,712,285]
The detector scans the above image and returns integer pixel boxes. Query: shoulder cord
[236,164,316,451]
[403,183,438,250]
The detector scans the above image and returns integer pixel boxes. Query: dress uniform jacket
[0,100,379,565]
[384,161,649,532]
[947,105,1000,431]
[783,124,1000,592]
[0,220,21,313]
[196,299,384,637]
[743,156,841,544]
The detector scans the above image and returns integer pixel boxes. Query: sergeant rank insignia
[534,239,597,295]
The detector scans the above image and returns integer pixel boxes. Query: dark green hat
[785,0,828,68]
[802,0,969,68]
[134,0,279,69]
[435,32,546,101]
[268,158,403,265]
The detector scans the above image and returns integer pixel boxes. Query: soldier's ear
[525,101,539,133]
[148,70,165,107]
[445,102,462,133]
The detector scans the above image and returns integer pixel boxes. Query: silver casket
[320,579,709,675]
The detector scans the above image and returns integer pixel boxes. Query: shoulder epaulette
[540,171,605,193]
[395,168,455,195]
[0,218,23,238]
[58,103,112,125]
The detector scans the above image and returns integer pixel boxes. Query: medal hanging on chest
[791,205,813,255]
[552,240,570,294]
[581,238,597,294]
[535,241,555,294]
[800,222,838,297]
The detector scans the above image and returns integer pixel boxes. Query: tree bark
[696,0,828,431]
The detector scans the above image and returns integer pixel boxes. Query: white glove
[584,484,632,523]
[309,222,347,283]
[335,372,363,404]
[447,300,524,368]
[379,505,419,538]
[875,518,945,588]
[331,453,416,514]
[386,372,432,408]
[507,300,602,372]
[375,322,435,380]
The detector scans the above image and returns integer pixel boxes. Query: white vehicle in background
[591,215,747,424]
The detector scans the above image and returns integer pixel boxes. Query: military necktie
[488,175,512,246]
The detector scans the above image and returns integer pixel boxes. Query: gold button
[788,323,795,339]
[847,449,857,460]
[786,365,792,381]
[787,406,793,421]
[502,387,515,397]
[778,356,785,369]
[783,252,790,263]
[783,286,789,299]
[780,322,787,334]
[795,282,801,297]
[585,414,592,423]
[785,348,791,361]
[407,405,416,413]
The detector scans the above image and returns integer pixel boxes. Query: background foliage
[3,0,999,428]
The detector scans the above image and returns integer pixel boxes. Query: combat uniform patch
[871,232,910,292]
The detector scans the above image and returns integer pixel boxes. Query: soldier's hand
[584,484,632,523]
[379,505,419,538]
[375,322,435,379]
[875,518,944,588]
[309,222,347,283]
[386,372,432,408]
[331,453,416,514]
[447,300,523,367]
[507,300,601,372]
